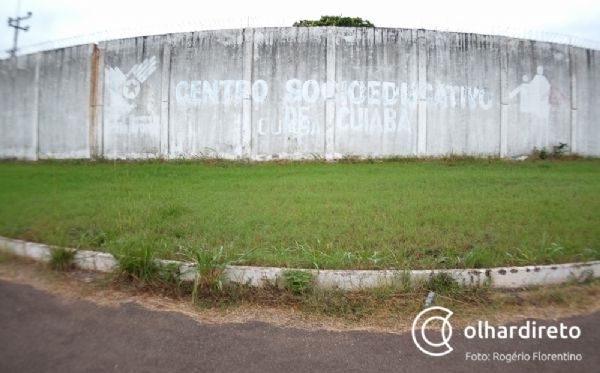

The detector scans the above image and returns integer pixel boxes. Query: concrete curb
[1,236,599,290]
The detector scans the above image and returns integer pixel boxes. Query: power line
[7,11,33,58]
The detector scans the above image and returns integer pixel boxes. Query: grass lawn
[0,158,599,269]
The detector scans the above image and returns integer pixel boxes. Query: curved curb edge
[1,236,598,290]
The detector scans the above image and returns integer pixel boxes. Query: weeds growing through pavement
[180,246,247,304]
[114,246,178,286]
[49,247,76,271]
[281,269,314,295]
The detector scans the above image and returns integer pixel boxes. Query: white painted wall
[0,27,599,160]
[571,47,600,156]
[168,30,246,159]
[37,45,94,159]
[100,36,164,158]
[0,54,39,160]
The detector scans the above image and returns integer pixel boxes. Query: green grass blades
[179,246,247,303]
[48,247,76,271]
[0,158,599,269]
[114,246,178,285]
[282,269,315,295]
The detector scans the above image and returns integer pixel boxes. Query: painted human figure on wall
[509,65,551,120]
[507,65,554,153]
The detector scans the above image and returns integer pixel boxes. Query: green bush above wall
[293,16,374,27]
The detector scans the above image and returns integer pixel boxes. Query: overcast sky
[1,0,599,58]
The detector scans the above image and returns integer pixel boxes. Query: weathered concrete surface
[504,39,572,156]
[1,27,599,160]
[425,31,501,156]
[3,236,599,290]
[333,28,418,157]
[169,30,245,159]
[251,28,327,160]
[0,54,39,160]
[37,45,94,159]
[100,36,166,158]
[73,250,118,272]
[23,242,51,262]
[571,47,600,156]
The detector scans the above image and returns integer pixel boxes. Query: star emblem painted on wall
[106,56,158,102]
[122,78,141,100]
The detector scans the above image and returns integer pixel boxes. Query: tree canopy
[293,16,374,27]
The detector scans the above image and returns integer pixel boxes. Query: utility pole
[7,11,32,58]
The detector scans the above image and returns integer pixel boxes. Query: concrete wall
[571,48,600,156]
[169,30,246,158]
[99,36,165,158]
[503,39,572,156]
[0,54,39,160]
[333,28,418,157]
[37,45,94,159]
[1,27,599,160]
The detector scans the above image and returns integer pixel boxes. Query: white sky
[1,0,600,57]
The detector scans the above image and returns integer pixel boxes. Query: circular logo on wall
[122,78,141,100]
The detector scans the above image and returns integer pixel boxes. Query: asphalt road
[1,280,598,373]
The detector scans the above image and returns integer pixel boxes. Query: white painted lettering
[285,79,303,103]
[367,81,382,105]
[348,81,366,105]
[221,80,235,104]
[382,82,398,106]
[302,80,320,103]
[384,108,397,131]
[174,78,494,113]
[252,80,269,103]
[175,81,189,103]
[202,81,219,104]
[190,80,202,102]
[235,80,251,101]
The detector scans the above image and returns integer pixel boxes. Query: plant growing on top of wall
[293,16,374,27]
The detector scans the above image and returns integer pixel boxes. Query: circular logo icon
[122,78,141,100]
[411,306,453,357]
